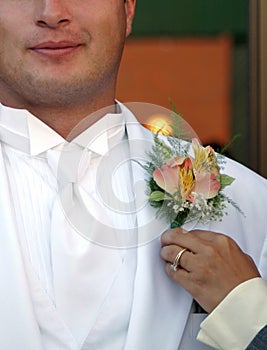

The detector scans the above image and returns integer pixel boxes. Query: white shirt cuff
[197,277,267,350]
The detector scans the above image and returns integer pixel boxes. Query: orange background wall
[117,36,232,146]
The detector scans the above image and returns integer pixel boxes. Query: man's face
[0,0,135,109]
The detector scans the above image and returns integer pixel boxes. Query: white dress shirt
[0,103,136,349]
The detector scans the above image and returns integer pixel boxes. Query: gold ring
[170,248,188,271]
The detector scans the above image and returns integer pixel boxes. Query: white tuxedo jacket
[1,103,267,350]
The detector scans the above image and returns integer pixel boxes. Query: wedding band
[170,248,188,271]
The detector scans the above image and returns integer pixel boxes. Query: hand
[161,228,261,313]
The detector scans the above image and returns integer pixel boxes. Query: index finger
[161,228,226,253]
[161,228,208,253]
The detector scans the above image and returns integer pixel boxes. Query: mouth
[29,41,83,58]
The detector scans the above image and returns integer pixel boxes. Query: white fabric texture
[197,278,267,350]
[0,102,267,350]
[0,104,136,349]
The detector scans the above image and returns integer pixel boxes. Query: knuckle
[204,243,216,258]
[216,233,229,244]
[205,233,238,257]
[160,231,169,245]
[161,229,177,245]
[216,233,236,249]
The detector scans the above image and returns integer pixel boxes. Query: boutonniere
[142,125,242,228]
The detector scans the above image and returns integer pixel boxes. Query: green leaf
[220,174,235,189]
[148,178,162,192]
[149,191,171,202]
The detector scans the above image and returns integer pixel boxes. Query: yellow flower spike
[192,138,218,173]
[179,158,195,201]
[191,138,221,199]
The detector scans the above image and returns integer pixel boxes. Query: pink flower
[153,164,179,195]
[153,156,196,200]
[152,139,221,202]
[153,156,185,195]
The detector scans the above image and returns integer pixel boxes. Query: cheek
[0,10,24,49]
[82,14,126,68]
[78,2,126,42]
[0,26,20,64]
[0,27,13,66]
[0,23,27,83]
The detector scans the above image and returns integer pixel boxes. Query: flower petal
[166,156,186,168]
[179,158,195,201]
[153,164,179,195]
[195,172,221,199]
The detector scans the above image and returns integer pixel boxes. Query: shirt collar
[0,103,65,155]
[72,110,125,156]
[0,103,125,156]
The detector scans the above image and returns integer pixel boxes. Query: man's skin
[0,0,136,138]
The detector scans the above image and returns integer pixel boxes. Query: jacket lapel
[123,106,193,349]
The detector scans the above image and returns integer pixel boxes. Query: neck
[28,96,116,139]
[1,92,117,140]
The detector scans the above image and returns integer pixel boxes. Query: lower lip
[31,45,82,58]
